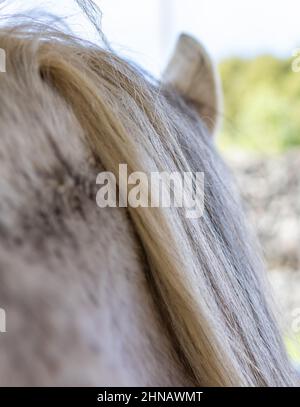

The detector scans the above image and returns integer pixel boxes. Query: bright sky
[2,0,300,77]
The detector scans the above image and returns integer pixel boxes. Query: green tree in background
[218,55,300,153]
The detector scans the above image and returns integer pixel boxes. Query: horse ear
[162,33,222,136]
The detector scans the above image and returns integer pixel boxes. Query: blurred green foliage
[285,334,300,365]
[218,55,300,153]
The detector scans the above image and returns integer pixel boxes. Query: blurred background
[3,0,300,367]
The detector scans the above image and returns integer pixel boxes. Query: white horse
[0,5,296,386]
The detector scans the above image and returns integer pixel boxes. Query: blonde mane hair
[0,1,296,386]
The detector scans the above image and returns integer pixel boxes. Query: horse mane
[0,1,296,386]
